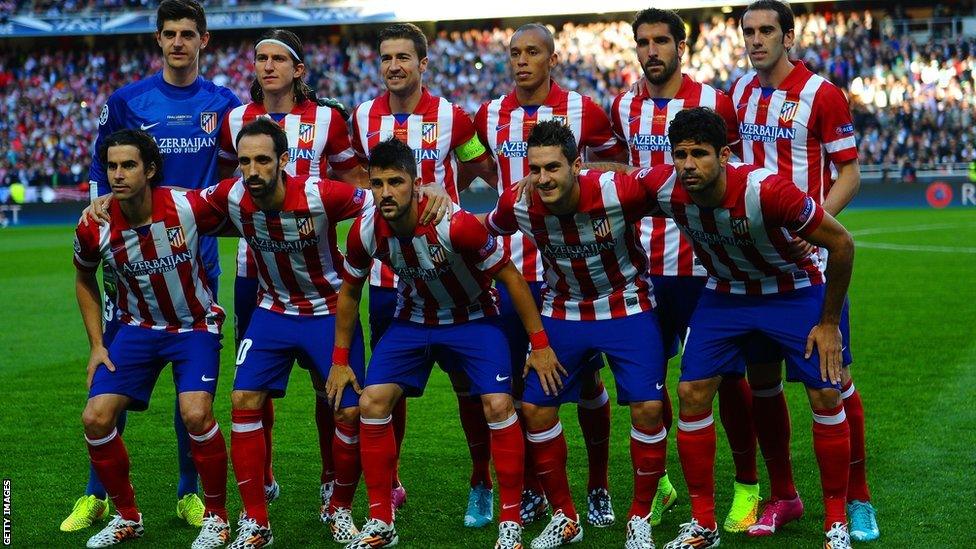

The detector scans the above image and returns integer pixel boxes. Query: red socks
[527,421,577,519]
[330,420,361,512]
[751,383,798,500]
[231,408,269,526]
[718,376,758,484]
[188,422,228,521]
[577,383,611,491]
[677,411,716,529]
[360,416,396,524]
[488,414,525,524]
[519,408,544,494]
[842,381,871,502]
[457,393,493,488]
[261,399,275,488]
[315,392,336,485]
[628,424,667,519]
[813,405,851,529]
[87,429,139,522]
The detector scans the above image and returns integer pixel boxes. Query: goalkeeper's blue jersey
[89,71,241,277]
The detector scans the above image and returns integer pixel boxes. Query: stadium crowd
[2,9,975,202]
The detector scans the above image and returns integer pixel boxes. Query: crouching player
[618,107,855,549]
[328,137,560,549]
[74,129,230,548]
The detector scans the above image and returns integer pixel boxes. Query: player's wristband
[332,346,350,366]
[529,329,550,351]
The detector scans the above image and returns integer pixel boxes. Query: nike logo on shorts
[496,374,510,382]
[201,375,217,382]
[656,382,664,390]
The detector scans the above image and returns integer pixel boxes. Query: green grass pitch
[1,207,974,547]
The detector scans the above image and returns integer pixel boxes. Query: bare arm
[76,269,115,388]
[458,156,498,192]
[332,165,370,189]
[822,159,860,217]
[493,262,566,395]
[799,212,855,383]
[582,161,640,175]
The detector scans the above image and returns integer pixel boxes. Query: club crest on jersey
[299,123,315,144]
[779,101,799,123]
[428,244,447,265]
[200,112,217,134]
[591,216,612,240]
[296,215,315,238]
[421,122,438,146]
[167,226,186,248]
[730,217,750,237]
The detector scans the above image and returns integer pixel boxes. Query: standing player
[331,137,556,549]
[486,121,670,549]
[623,107,854,549]
[63,0,241,533]
[74,130,231,548]
[219,28,366,523]
[349,22,499,525]
[474,23,627,528]
[609,8,761,532]
[730,1,877,540]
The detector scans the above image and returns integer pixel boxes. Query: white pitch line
[855,242,976,254]
[850,222,976,237]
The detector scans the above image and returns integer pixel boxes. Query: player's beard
[379,198,409,221]
[245,174,276,199]
[644,55,679,86]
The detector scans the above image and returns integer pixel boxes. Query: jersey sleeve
[218,110,237,163]
[449,210,509,276]
[810,84,858,164]
[609,93,626,142]
[581,96,627,159]
[182,189,229,235]
[715,91,742,159]
[627,166,670,219]
[73,223,101,272]
[450,105,489,163]
[88,92,129,197]
[484,187,519,236]
[322,110,361,173]
[195,178,235,217]
[761,176,825,237]
[341,216,371,284]
[473,102,490,149]
[321,178,372,221]
[349,106,369,161]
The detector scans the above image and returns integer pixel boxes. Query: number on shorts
[236,338,253,366]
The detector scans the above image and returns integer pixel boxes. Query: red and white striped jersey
[475,81,626,283]
[638,163,826,295]
[351,88,485,288]
[344,199,508,325]
[73,187,225,334]
[199,175,371,316]
[729,62,858,204]
[486,169,655,321]
[219,99,360,278]
[611,74,740,278]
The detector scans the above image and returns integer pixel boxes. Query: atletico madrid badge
[779,100,799,123]
[299,123,315,145]
[296,215,315,238]
[591,216,612,240]
[200,111,217,134]
[167,226,186,248]
[428,244,447,265]
[421,122,438,146]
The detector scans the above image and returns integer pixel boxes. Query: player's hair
[99,129,164,186]
[368,137,418,181]
[742,0,795,34]
[236,118,289,159]
[631,8,686,44]
[156,0,207,35]
[667,107,728,152]
[526,120,579,163]
[378,23,428,59]
[512,23,555,55]
[249,29,319,105]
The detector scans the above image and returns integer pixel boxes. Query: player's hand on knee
[81,195,113,227]
[417,185,451,225]
[326,364,361,411]
[525,347,566,396]
[805,323,843,384]
[87,345,115,389]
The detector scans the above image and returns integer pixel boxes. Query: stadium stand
[1,9,974,202]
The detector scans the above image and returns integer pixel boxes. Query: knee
[180,406,214,434]
[359,388,393,420]
[334,406,360,425]
[481,394,515,424]
[521,403,557,431]
[808,387,842,410]
[677,380,714,412]
[82,404,116,438]
[629,400,664,428]
[231,390,264,410]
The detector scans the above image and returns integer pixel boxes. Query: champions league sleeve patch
[353,187,366,204]
[99,104,109,126]
[835,123,855,135]
[797,196,816,227]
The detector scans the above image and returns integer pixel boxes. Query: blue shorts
[366,317,512,398]
[523,311,666,407]
[233,308,366,408]
[89,324,223,411]
[497,281,603,382]
[742,297,854,367]
[234,275,259,346]
[650,275,706,359]
[681,286,845,390]
[368,285,398,348]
